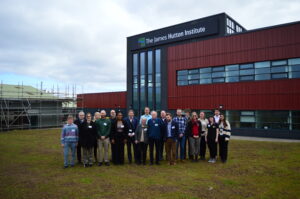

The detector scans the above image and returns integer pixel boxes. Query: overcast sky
[0,0,299,94]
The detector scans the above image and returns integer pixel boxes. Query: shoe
[77,161,82,165]
[84,164,88,168]
[98,162,103,166]
[89,164,93,167]
[149,162,154,166]
[208,159,212,163]
[105,162,110,166]
[143,162,146,165]
[63,165,68,169]
[211,159,216,163]
[222,160,227,163]
[156,162,160,165]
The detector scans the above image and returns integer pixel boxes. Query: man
[109,109,116,162]
[95,110,111,166]
[140,107,152,124]
[173,109,187,162]
[148,111,164,165]
[61,115,79,168]
[214,109,221,124]
[74,111,85,164]
[93,112,100,162]
[164,113,179,165]
[184,109,193,160]
[124,109,139,164]
[159,110,167,161]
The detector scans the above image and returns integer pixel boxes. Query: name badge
[155,124,158,127]
[72,129,75,132]
[207,125,211,128]
[171,126,175,129]
[144,128,147,131]
[129,129,132,132]
[88,126,92,128]
[121,125,124,128]
[104,123,107,126]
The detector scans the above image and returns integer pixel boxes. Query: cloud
[0,0,299,93]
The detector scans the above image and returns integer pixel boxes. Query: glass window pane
[271,66,288,73]
[240,69,254,76]
[140,52,145,75]
[255,67,270,74]
[212,72,225,78]
[155,87,161,110]
[289,65,300,72]
[140,75,145,85]
[200,68,211,73]
[200,73,211,78]
[188,74,199,80]
[241,111,255,116]
[156,82,161,87]
[256,111,289,130]
[148,74,153,83]
[133,76,138,84]
[155,49,161,73]
[177,80,188,86]
[288,58,300,65]
[292,111,300,130]
[177,75,188,80]
[272,73,288,79]
[226,76,239,83]
[188,80,199,85]
[272,60,287,66]
[240,116,255,123]
[147,51,153,74]
[226,65,239,71]
[188,69,199,74]
[291,71,300,78]
[212,78,225,83]
[148,87,153,108]
[240,75,254,81]
[200,78,212,84]
[255,74,271,80]
[133,54,138,75]
[240,63,254,69]
[177,70,188,75]
[155,73,161,83]
[226,70,239,77]
[212,66,225,72]
[255,61,270,68]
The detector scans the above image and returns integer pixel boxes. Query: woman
[185,112,201,162]
[218,114,231,163]
[135,117,149,165]
[110,111,128,165]
[81,113,98,167]
[199,112,208,160]
[205,116,219,163]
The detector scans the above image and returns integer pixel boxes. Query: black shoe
[149,162,154,166]
[98,162,103,166]
[156,162,160,165]
[84,164,88,168]
[222,160,227,163]
[143,162,146,165]
[105,162,110,166]
[89,164,93,167]
[70,165,74,167]
[64,166,68,169]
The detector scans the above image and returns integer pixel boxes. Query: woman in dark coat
[81,113,98,167]
[110,111,129,165]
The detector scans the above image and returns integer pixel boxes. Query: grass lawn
[0,128,299,199]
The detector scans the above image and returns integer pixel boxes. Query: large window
[177,57,300,86]
[155,49,161,110]
[147,51,153,109]
[140,52,146,110]
[132,54,139,110]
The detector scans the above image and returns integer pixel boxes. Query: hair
[166,112,172,117]
[128,109,134,114]
[208,116,216,124]
[86,112,92,117]
[78,111,85,116]
[191,111,198,119]
[144,107,150,111]
[67,115,74,119]
[220,114,228,128]
[199,111,206,119]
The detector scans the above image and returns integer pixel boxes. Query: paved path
[231,136,300,143]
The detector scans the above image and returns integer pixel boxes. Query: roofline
[127,12,227,39]
[77,91,127,95]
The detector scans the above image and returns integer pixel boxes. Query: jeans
[189,137,200,156]
[63,142,76,166]
[149,138,161,164]
[176,136,186,160]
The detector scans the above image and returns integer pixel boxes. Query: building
[79,13,300,139]
[0,83,77,131]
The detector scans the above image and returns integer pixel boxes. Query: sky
[0,0,299,94]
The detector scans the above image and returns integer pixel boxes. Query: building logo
[138,37,146,47]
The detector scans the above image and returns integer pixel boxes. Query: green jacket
[95,118,111,137]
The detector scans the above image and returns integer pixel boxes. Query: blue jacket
[124,116,139,134]
[61,123,79,144]
[147,118,164,140]
[164,120,179,141]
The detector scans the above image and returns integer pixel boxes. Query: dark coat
[74,118,86,142]
[110,119,129,141]
[80,121,98,148]
[185,119,202,137]
[163,120,179,141]
[135,124,149,144]
[124,117,139,134]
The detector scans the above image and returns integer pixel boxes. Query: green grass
[0,128,299,199]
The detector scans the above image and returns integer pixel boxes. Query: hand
[205,138,207,142]
[179,133,183,138]
[101,136,105,140]
[124,139,127,144]
[61,144,64,147]
[111,139,115,144]
[135,140,138,144]
[215,139,218,143]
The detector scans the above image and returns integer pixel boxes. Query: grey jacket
[135,124,149,144]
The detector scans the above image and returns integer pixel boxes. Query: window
[212,66,225,72]
[226,70,239,77]
[272,73,288,79]
[292,111,300,130]
[140,52,146,109]
[240,75,254,81]
[255,61,270,68]
[188,74,200,80]
[155,49,161,110]
[240,111,255,128]
[226,76,239,82]
[240,69,254,76]
[256,111,289,129]
[188,80,199,85]
[200,73,211,78]
[271,66,288,73]
[272,60,287,66]
[226,65,239,71]
[177,75,188,80]
[255,74,271,80]
[212,72,225,78]
[255,67,270,74]
[178,70,188,75]
[177,80,188,86]
[288,58,300,65]
[240,63,253,69]
[212,78,225,83]
[200,68,211,73]
[188,69,199,74]
[200,78,212,84]
[290,65,300,72]
[147,51,153,109]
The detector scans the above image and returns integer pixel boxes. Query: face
[128,111,134,118]
[145,108,150,115]
[209,117,214,123]
[86,114,92,122]
[220,115,224,121]
[67,118,73,124]
[200,112,205,119]
[214,110,220,116]
[78,112,85,120]
[151,111,157,119]
[176,109,182,117]
[166,115,171,121]
[94,112,100,120]
[100,111,106,118]
[110,110,116,118]
[117,113,123,120]
[141,118,147,125]
[192,114,197,120]
[185,112,190,118]
[161,111,166,118]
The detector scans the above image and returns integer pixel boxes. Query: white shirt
[214,115,220,124]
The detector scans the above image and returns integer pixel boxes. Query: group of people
[60,107,231,168]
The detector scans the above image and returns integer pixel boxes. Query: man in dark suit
[159,110,167,161]
[164,113,179,165]
[74,111,86,164]
[124,109,139,164]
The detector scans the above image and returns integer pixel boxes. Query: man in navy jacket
[164,113,179,165]
[124,109,139,164]
[147,111,164,165]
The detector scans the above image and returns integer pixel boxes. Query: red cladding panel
[167,23,300,110]
[77,92,126,109]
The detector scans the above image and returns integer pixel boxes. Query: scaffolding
[0,82,81,131]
